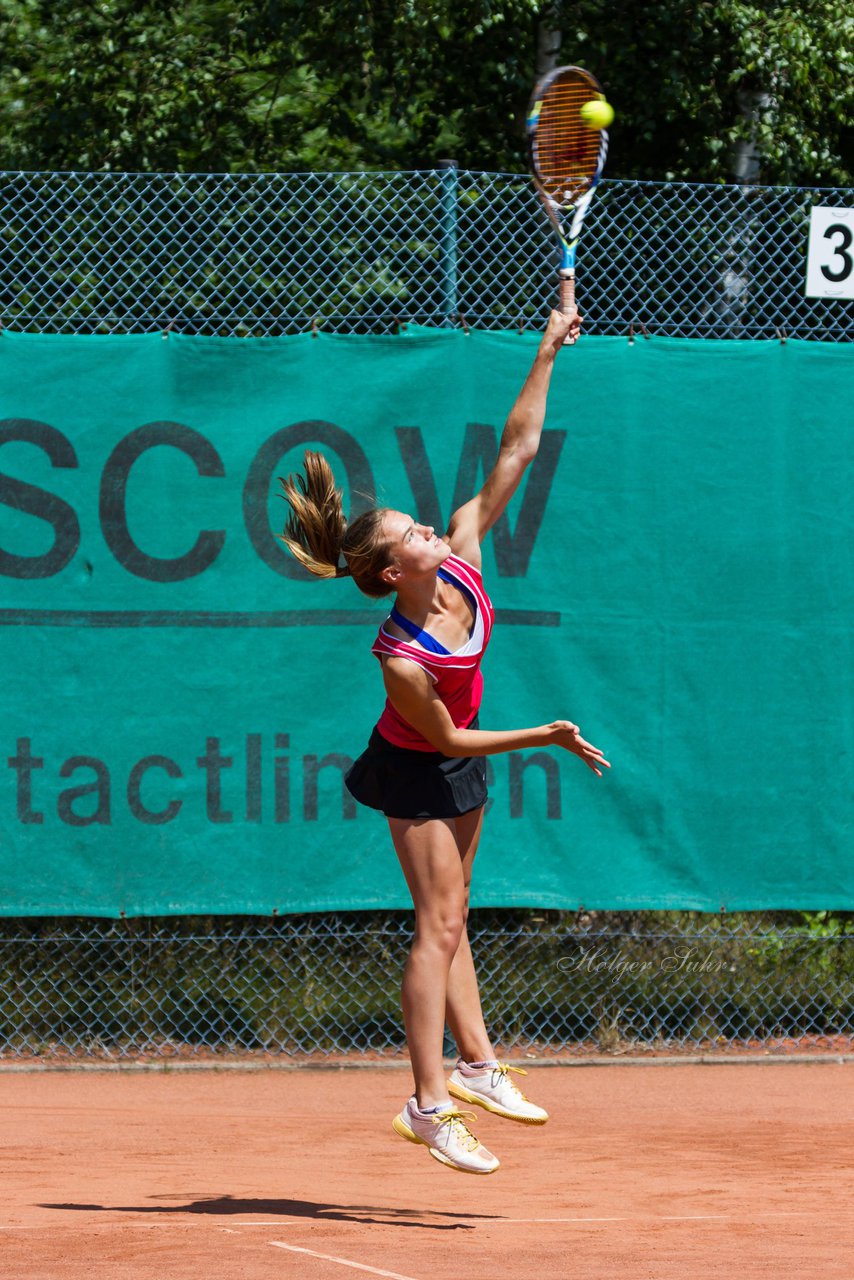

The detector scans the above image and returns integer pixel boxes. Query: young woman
[279,307,609,1176]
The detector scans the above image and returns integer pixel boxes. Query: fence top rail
[0,167,851,191]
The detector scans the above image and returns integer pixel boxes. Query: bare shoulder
[381,653,434,694]
[441,520,482,570]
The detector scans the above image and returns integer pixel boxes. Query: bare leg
[387,814,468,1109]
[444,806,496,1064]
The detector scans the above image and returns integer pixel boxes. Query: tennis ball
[581,98,614,130]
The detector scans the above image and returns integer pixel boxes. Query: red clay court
[3,1059,852,1279]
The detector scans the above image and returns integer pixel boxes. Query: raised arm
[445,307,580,565]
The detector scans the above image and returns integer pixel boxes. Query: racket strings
[534,76,602,205]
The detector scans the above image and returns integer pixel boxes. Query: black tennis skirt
[344,716,487,820]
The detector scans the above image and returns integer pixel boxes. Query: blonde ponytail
[278,451,348,578]
[278,451,394,598]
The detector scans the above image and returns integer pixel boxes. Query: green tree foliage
[0,0,850,183]
[570,0,853,185]
[0,0,543,171]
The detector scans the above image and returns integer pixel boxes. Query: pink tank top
[371,554,495,751]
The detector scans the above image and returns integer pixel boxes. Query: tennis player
[279,307,609,1175]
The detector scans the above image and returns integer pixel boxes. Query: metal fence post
[438,160,459,326]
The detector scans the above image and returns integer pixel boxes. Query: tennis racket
[526,65,609,343]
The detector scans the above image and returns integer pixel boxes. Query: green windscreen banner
[0,329,851,916]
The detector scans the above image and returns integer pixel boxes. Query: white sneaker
[392,1097,500,1174]
[448,1060,549,1125]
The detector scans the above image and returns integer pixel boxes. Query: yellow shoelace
[432,1107,480,1151]
[494,1062,530,1099]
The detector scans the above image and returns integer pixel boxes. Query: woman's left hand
[550,720,610,775]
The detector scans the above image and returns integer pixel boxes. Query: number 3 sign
[805,206,854,299]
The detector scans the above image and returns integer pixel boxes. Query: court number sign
[805,206,854,299]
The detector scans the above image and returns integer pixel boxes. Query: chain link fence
[1,912,852,1061]
[0,168,850,339]
[1,168,851,1061]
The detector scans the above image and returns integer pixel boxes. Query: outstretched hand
[539,308,582,356]
[549,720,610,776]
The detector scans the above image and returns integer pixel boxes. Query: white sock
[412,1099,452,1115]
[459,1058,498,1074]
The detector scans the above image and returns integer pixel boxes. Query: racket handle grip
[558,271,577,345]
